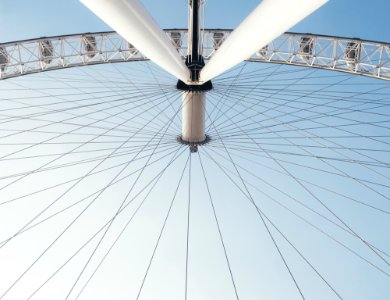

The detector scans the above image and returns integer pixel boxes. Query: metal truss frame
[1,29,390,81]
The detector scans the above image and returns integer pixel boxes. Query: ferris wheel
[0,0,389,299]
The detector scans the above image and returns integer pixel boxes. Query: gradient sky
[0,1,389,299]
[1,0,390,43]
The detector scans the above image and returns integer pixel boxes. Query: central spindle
[177,0,212,150]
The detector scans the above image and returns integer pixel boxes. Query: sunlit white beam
[80,0,190,82]
[200,0,328,83]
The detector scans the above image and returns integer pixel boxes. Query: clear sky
[1,0,390,42]
[0,1,389,300]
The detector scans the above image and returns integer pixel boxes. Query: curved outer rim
[1,29,390,81]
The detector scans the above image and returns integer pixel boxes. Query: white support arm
[200,0,328,83]
[80,0,190,82]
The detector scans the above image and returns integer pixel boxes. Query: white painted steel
[80,0,190,82]
[181,92,206,143]
[200,0,328,82]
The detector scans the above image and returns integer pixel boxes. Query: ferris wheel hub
[177,134,211,153]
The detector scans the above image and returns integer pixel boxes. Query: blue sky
[1,0,390,43]
[0,1,389,299]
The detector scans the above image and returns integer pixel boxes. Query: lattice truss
[1,30,390,80]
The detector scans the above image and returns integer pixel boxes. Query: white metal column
[181,91,206,143]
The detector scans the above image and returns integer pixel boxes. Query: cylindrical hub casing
[181,91,206,143]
